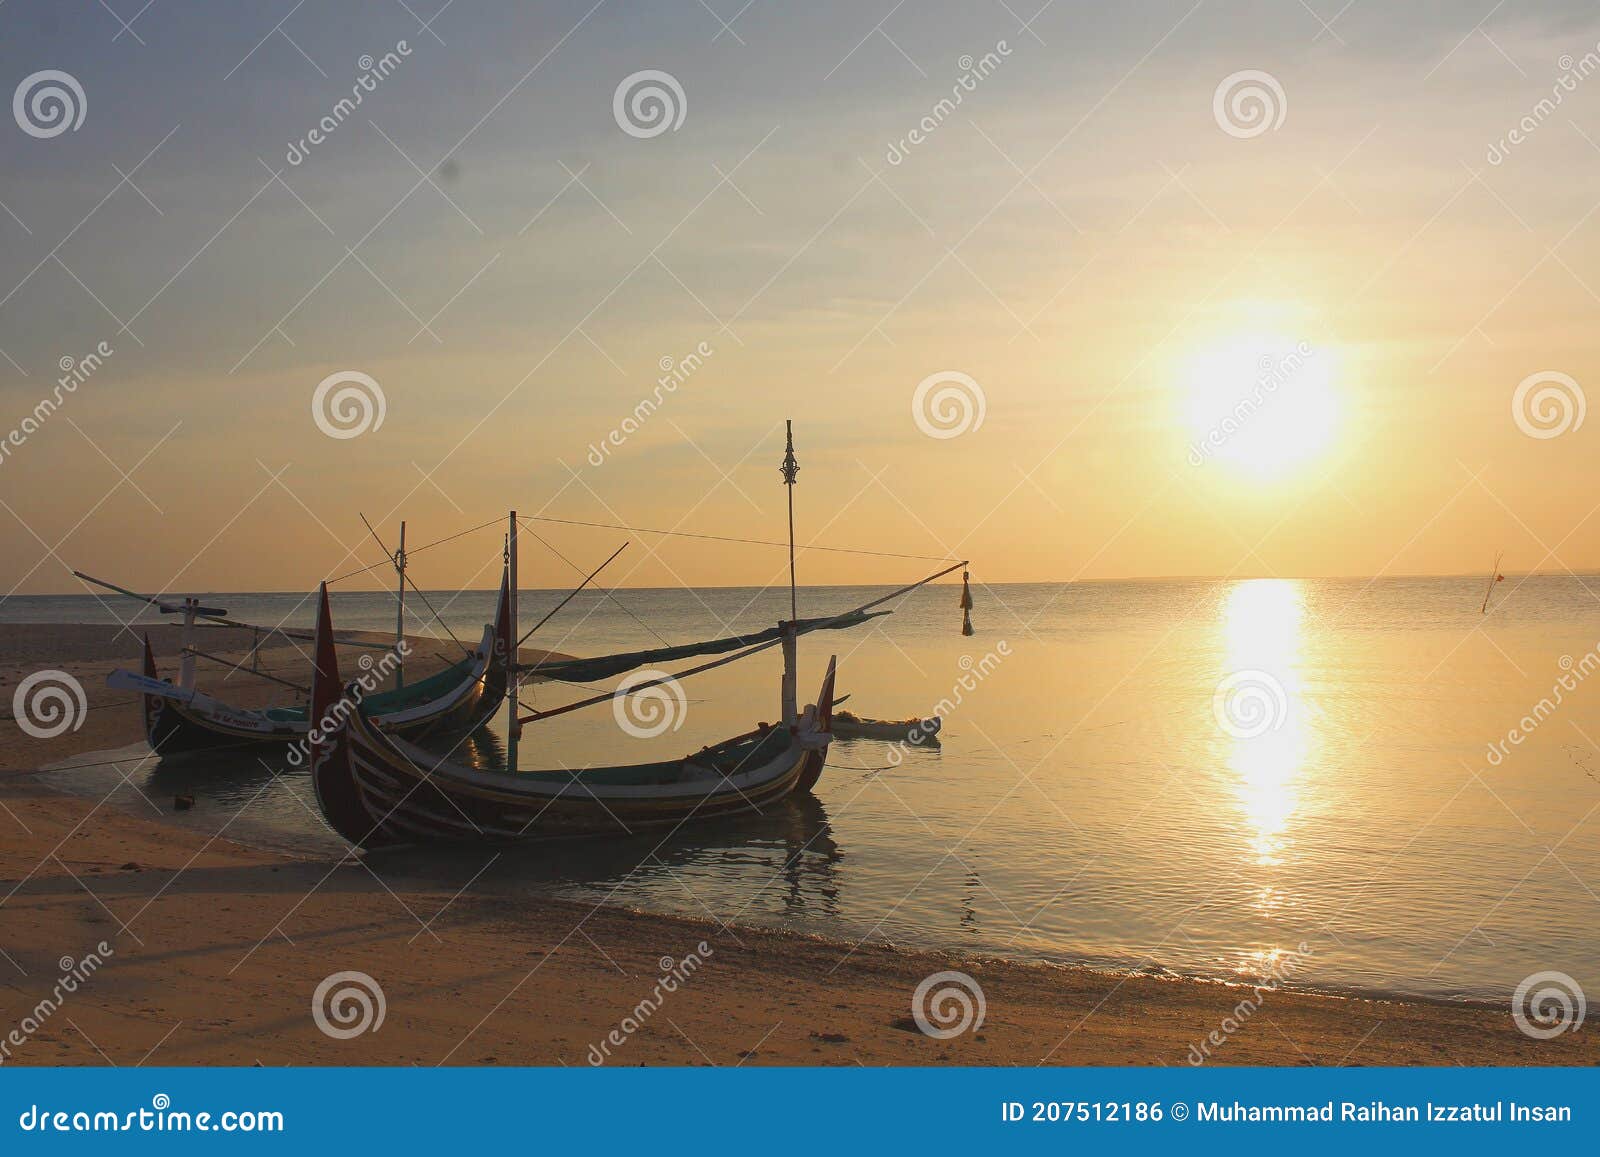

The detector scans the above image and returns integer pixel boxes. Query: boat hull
[143,658,504,756]
[338,723,828,845]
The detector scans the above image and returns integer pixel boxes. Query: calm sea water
[18,575,1600,1003]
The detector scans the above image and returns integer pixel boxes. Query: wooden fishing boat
[299,427,970,849]
[831,710,941,744]
[306,579,839,847]
[106,568,514,756]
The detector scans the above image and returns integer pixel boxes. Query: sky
[2,0,1599,594]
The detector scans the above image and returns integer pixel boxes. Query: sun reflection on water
[1219,579,1310,866]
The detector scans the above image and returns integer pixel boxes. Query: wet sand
[0,624,1593,1067]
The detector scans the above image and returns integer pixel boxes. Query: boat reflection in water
[361,716,837,907]
[368,792,844,921]
[126,717,846,916]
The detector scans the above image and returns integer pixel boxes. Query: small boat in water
[98,565,514,757]
[831,710,941,744]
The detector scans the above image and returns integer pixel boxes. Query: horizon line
[9,568,1593,599]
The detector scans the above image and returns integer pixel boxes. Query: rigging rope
[327,516,504,585]
[521,526,670,648]
[517,515,960,563]
[358,515,473,659]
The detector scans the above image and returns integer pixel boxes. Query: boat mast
[393,520,407,689]
[178,597,198,690]
[507,509,521,767]
[782,420,799,622]
[780,421,800,729]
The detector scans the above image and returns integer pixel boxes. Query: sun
[1181,332,1339,476]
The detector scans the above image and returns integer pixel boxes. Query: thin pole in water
[1481,549,1504,615]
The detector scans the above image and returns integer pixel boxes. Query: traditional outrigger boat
[306,577,843,845]
[301,426,970,848]
[85,541,515,756]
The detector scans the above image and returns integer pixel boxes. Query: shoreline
[3,772,1592,1067]
[1,622,1594,1067]
[20,753,1523,1016]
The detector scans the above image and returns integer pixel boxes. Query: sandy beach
[1,623,1594,1068]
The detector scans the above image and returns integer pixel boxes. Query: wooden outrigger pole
[393,520,407,689]
[507,509,521,769]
